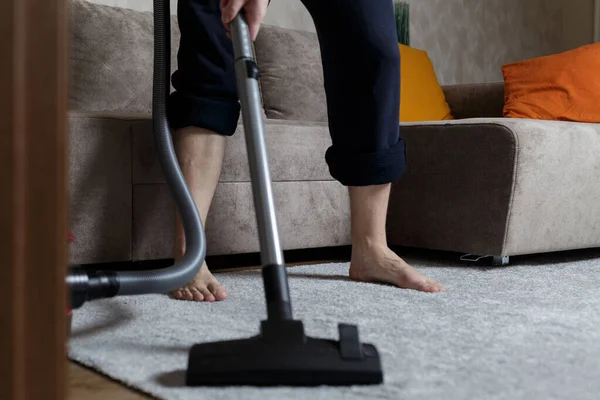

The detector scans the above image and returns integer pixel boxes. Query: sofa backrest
[254,25,327,123]
[69,0,504,121]
[69,0,329,120]
[70,0,179,115]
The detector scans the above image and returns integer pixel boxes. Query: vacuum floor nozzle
[186,320,383,386]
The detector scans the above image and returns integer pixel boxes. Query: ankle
[173,244,185,261]
[351,235,387,252]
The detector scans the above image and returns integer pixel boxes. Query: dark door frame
[0,0,69,399]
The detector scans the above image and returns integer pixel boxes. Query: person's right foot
[170,263,228,302]
[349,242,445,293]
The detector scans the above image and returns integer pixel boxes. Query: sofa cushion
[493,119,600,255]
[69,0,180,114]
[132,181,351,260]
[254,25,327,123]
[131,118,334,184]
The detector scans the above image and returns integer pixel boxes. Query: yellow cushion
[398,44,453,122]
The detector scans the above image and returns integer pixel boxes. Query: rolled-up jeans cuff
[325,137,407,186]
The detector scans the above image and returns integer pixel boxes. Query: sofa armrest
[387,120,517,256]
[442,82,505,119]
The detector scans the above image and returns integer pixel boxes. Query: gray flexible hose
[114,0,205,295]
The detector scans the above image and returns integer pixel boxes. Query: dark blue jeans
[168,0,406,186]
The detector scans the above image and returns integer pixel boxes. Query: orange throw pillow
[502,43,600,122]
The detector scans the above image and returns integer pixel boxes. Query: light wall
[562,0,596,50]
[407,0,564,84]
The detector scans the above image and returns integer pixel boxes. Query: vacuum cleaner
[66,0,383,387]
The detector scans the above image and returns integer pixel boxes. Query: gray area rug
[69,250,600,400]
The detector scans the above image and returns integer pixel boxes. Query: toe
[214,288,228,301]
[189,288,205,302]
[181,288,194,301]
[208,282,227,301]
[198,286,215,302]
[422,279,445,293]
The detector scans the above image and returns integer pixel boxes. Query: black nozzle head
[185,320,383,387]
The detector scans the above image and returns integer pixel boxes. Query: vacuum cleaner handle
[230,14,294,321]
[67,0,206,308]
[230,16,283,267]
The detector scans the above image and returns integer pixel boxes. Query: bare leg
[348,184,444,293]
[171,126,228,302]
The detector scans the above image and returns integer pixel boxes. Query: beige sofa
[68,0,600,266]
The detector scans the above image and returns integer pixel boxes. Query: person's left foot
[170,262,228,302]
[349,242,445,293]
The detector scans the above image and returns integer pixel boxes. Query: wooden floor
[68,362,151,400]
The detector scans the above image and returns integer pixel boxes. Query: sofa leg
[460,254,510,266]
[492,256,510,266]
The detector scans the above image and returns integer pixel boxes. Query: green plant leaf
[393,1,410,46]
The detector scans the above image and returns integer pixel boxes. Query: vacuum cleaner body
[66,0,385,387]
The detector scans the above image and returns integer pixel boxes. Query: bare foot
[170,263,228,302]
[349,242,444,293]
